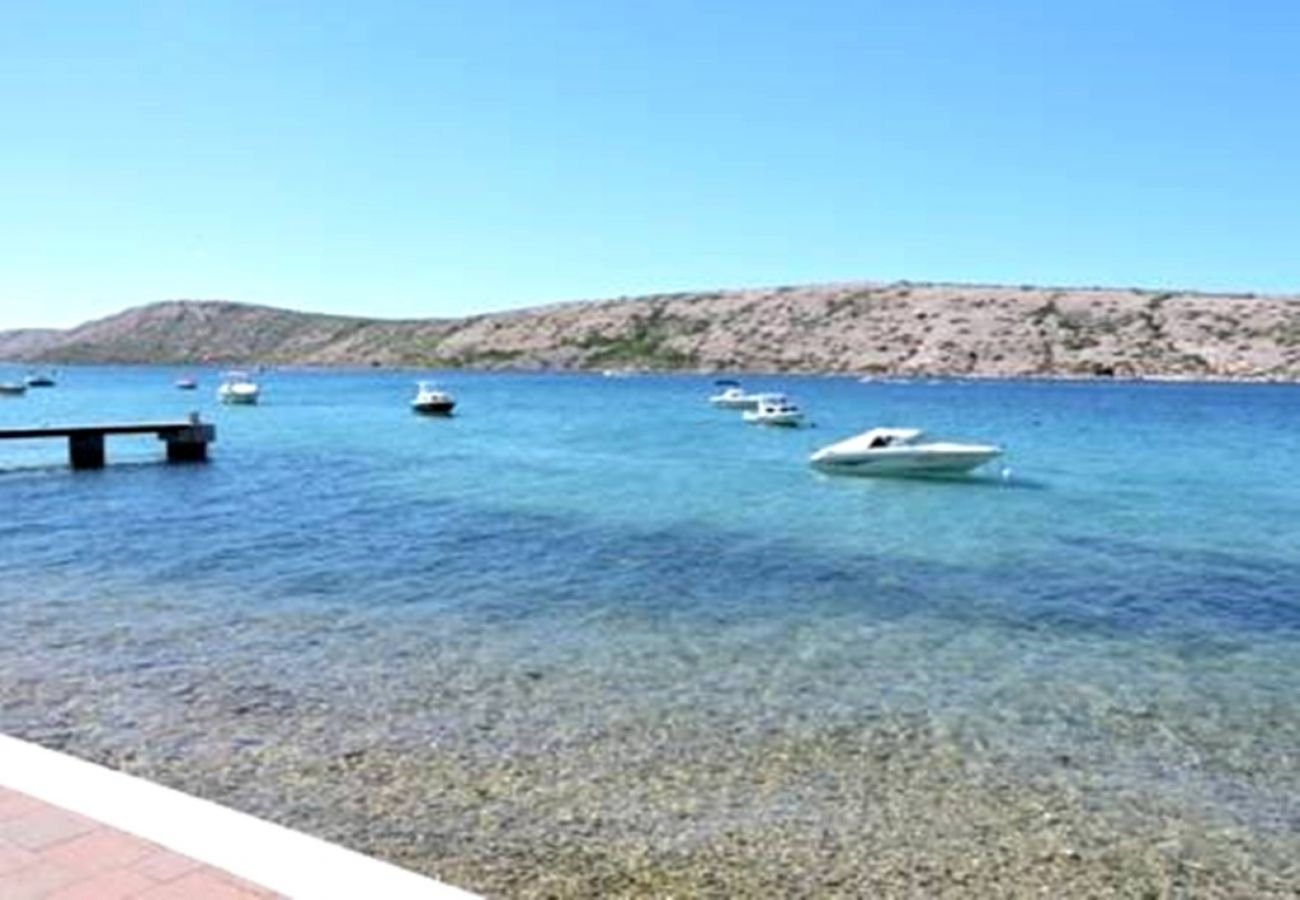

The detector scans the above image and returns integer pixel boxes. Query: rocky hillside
[3,282,1298,379]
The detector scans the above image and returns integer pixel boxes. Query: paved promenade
[0,734,477,899]
[0,786,278,899]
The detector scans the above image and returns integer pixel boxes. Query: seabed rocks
[6,694,1297,899]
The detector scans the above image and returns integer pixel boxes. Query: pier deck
[0,417,215,469]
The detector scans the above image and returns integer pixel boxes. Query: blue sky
[1,1,1297,328]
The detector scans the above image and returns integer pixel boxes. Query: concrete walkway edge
[0,734,478,899]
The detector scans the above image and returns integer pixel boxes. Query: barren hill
[3,281,1298,379]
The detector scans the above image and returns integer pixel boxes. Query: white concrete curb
[0,734,479,899]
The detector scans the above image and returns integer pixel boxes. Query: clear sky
[1,0,1297,329]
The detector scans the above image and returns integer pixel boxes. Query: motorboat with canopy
[810,427,1001,476]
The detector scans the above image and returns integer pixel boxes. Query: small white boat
[24,369,56,387]
[217,371,260,405]
[0,382,26,396]
[742,394,805,427]
[810,427,1001,477]
[175,375,198,390]
[411,381,455,415]
[708,380,764,410]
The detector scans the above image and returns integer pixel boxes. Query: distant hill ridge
[2,280,1298,380]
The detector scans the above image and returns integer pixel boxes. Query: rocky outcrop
[3,282,1298,380]
[0,328,61,361]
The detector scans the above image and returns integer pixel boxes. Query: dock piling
[68,432,107,470]
[162,421,215,463]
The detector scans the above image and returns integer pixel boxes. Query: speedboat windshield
[836,428,925,452]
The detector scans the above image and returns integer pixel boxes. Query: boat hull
[710,396,760,410]
[811,447,1000,477]
[743,411,804,426]
[412,400,455,415]
[218,387,260,405]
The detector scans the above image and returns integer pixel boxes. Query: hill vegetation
[2,281,1298,380]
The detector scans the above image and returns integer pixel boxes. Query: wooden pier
[0,414,215,469]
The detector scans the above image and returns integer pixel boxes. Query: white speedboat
[742,394,805,427]
[217,371,260,404]
[0,382,26,396]
[411,381,455,415]
[810,427,1001,477]
[24,369,56,387]
[708,380,764,410]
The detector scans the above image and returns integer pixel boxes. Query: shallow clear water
[1,367,1298,888]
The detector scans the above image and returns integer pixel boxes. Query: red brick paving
[0,786,281,899]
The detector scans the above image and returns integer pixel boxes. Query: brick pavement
[0,785,281,900]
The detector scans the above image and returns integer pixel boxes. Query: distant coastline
[3,279,1297,381]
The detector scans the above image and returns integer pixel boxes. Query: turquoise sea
[1,367,1297,894]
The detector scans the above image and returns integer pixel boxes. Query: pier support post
[166,439,208,463]
[161,416,215,464]
[68,433,105,469]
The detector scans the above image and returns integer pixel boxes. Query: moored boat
[708,380,764,410]
[217,371,260,404]
[0,382,26,396]
[810,427,1001,477]
[24,370,56,387]
[411,381,455,415]
[742,394,805,427]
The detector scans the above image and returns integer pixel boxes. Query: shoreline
[4,708,1295,898]
[6,358,1300,386]
[0,733,474,898]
